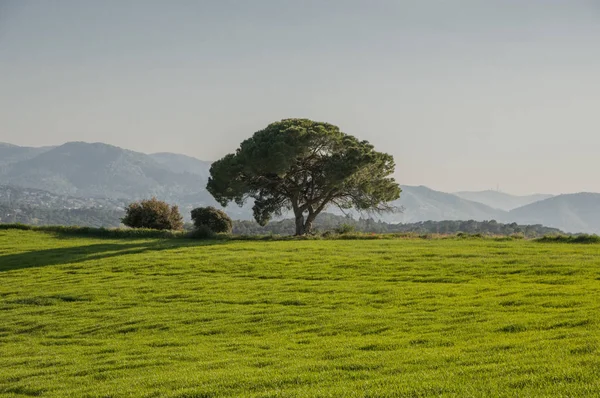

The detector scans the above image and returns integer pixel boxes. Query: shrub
[321,230,334,238]
[187,225,216,239]
[190,207,232,234]
[334,223,356,235]
[121,198,184,231]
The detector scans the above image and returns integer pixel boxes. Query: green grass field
[1,230,600,397]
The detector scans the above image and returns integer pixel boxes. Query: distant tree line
[232,213,563,237]
[1,203,563,237]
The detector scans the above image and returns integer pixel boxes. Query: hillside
[0,185,126,227]
[391,186,507,223]
[0,142,53,168]
[0,184,126,210]
[150,152,212,180]
[0,142,256,220]
[454,190,554,211]
[509,193,600,234]
[0,204,124,227]
[0,142,216,205]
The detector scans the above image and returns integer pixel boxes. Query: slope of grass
[1,230,600,397]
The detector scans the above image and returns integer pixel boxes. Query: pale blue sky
[1,0,599,195]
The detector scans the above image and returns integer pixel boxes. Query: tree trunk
[304,211,317,235]
[294,207,319,236]
[295,212,305,236]
[304,219,313,235]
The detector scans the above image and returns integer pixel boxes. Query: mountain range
[454,190,554,211]
[1,141,599,234]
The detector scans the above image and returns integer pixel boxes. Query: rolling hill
[508,193,600,234]
[150,152,212,180]
[391,186,507,223]
[0,142,54,168]
[0,184,126,210]
[0,142,252,220]
[0,142,214,205]
[454,190,554,211]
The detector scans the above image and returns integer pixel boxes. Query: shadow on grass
[0,240,224,272]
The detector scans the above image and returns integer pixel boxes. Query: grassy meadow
[1,229,600,397]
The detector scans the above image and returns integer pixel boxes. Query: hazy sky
[1,1,599,195]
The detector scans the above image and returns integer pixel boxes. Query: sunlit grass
[1,230,600,397]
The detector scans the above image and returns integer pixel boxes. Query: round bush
[121,198,184,230]
[190,207,232,234]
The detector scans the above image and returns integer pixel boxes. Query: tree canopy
[207,119,401,235]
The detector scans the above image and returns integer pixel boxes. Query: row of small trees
[121,198,232,234]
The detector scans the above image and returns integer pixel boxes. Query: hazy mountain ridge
[0,142,250,220]
[0,142,54,169]
[392,186,507,223]
[150,152,212,180]
[1,142,599,233]
[454,190,554,211]
[508,193,600,234]
[0,142,215,205]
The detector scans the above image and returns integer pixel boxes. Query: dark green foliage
[537,234,600,244]
[121,198,184,230]
[190,207,232,233]
[207,119,401,235]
